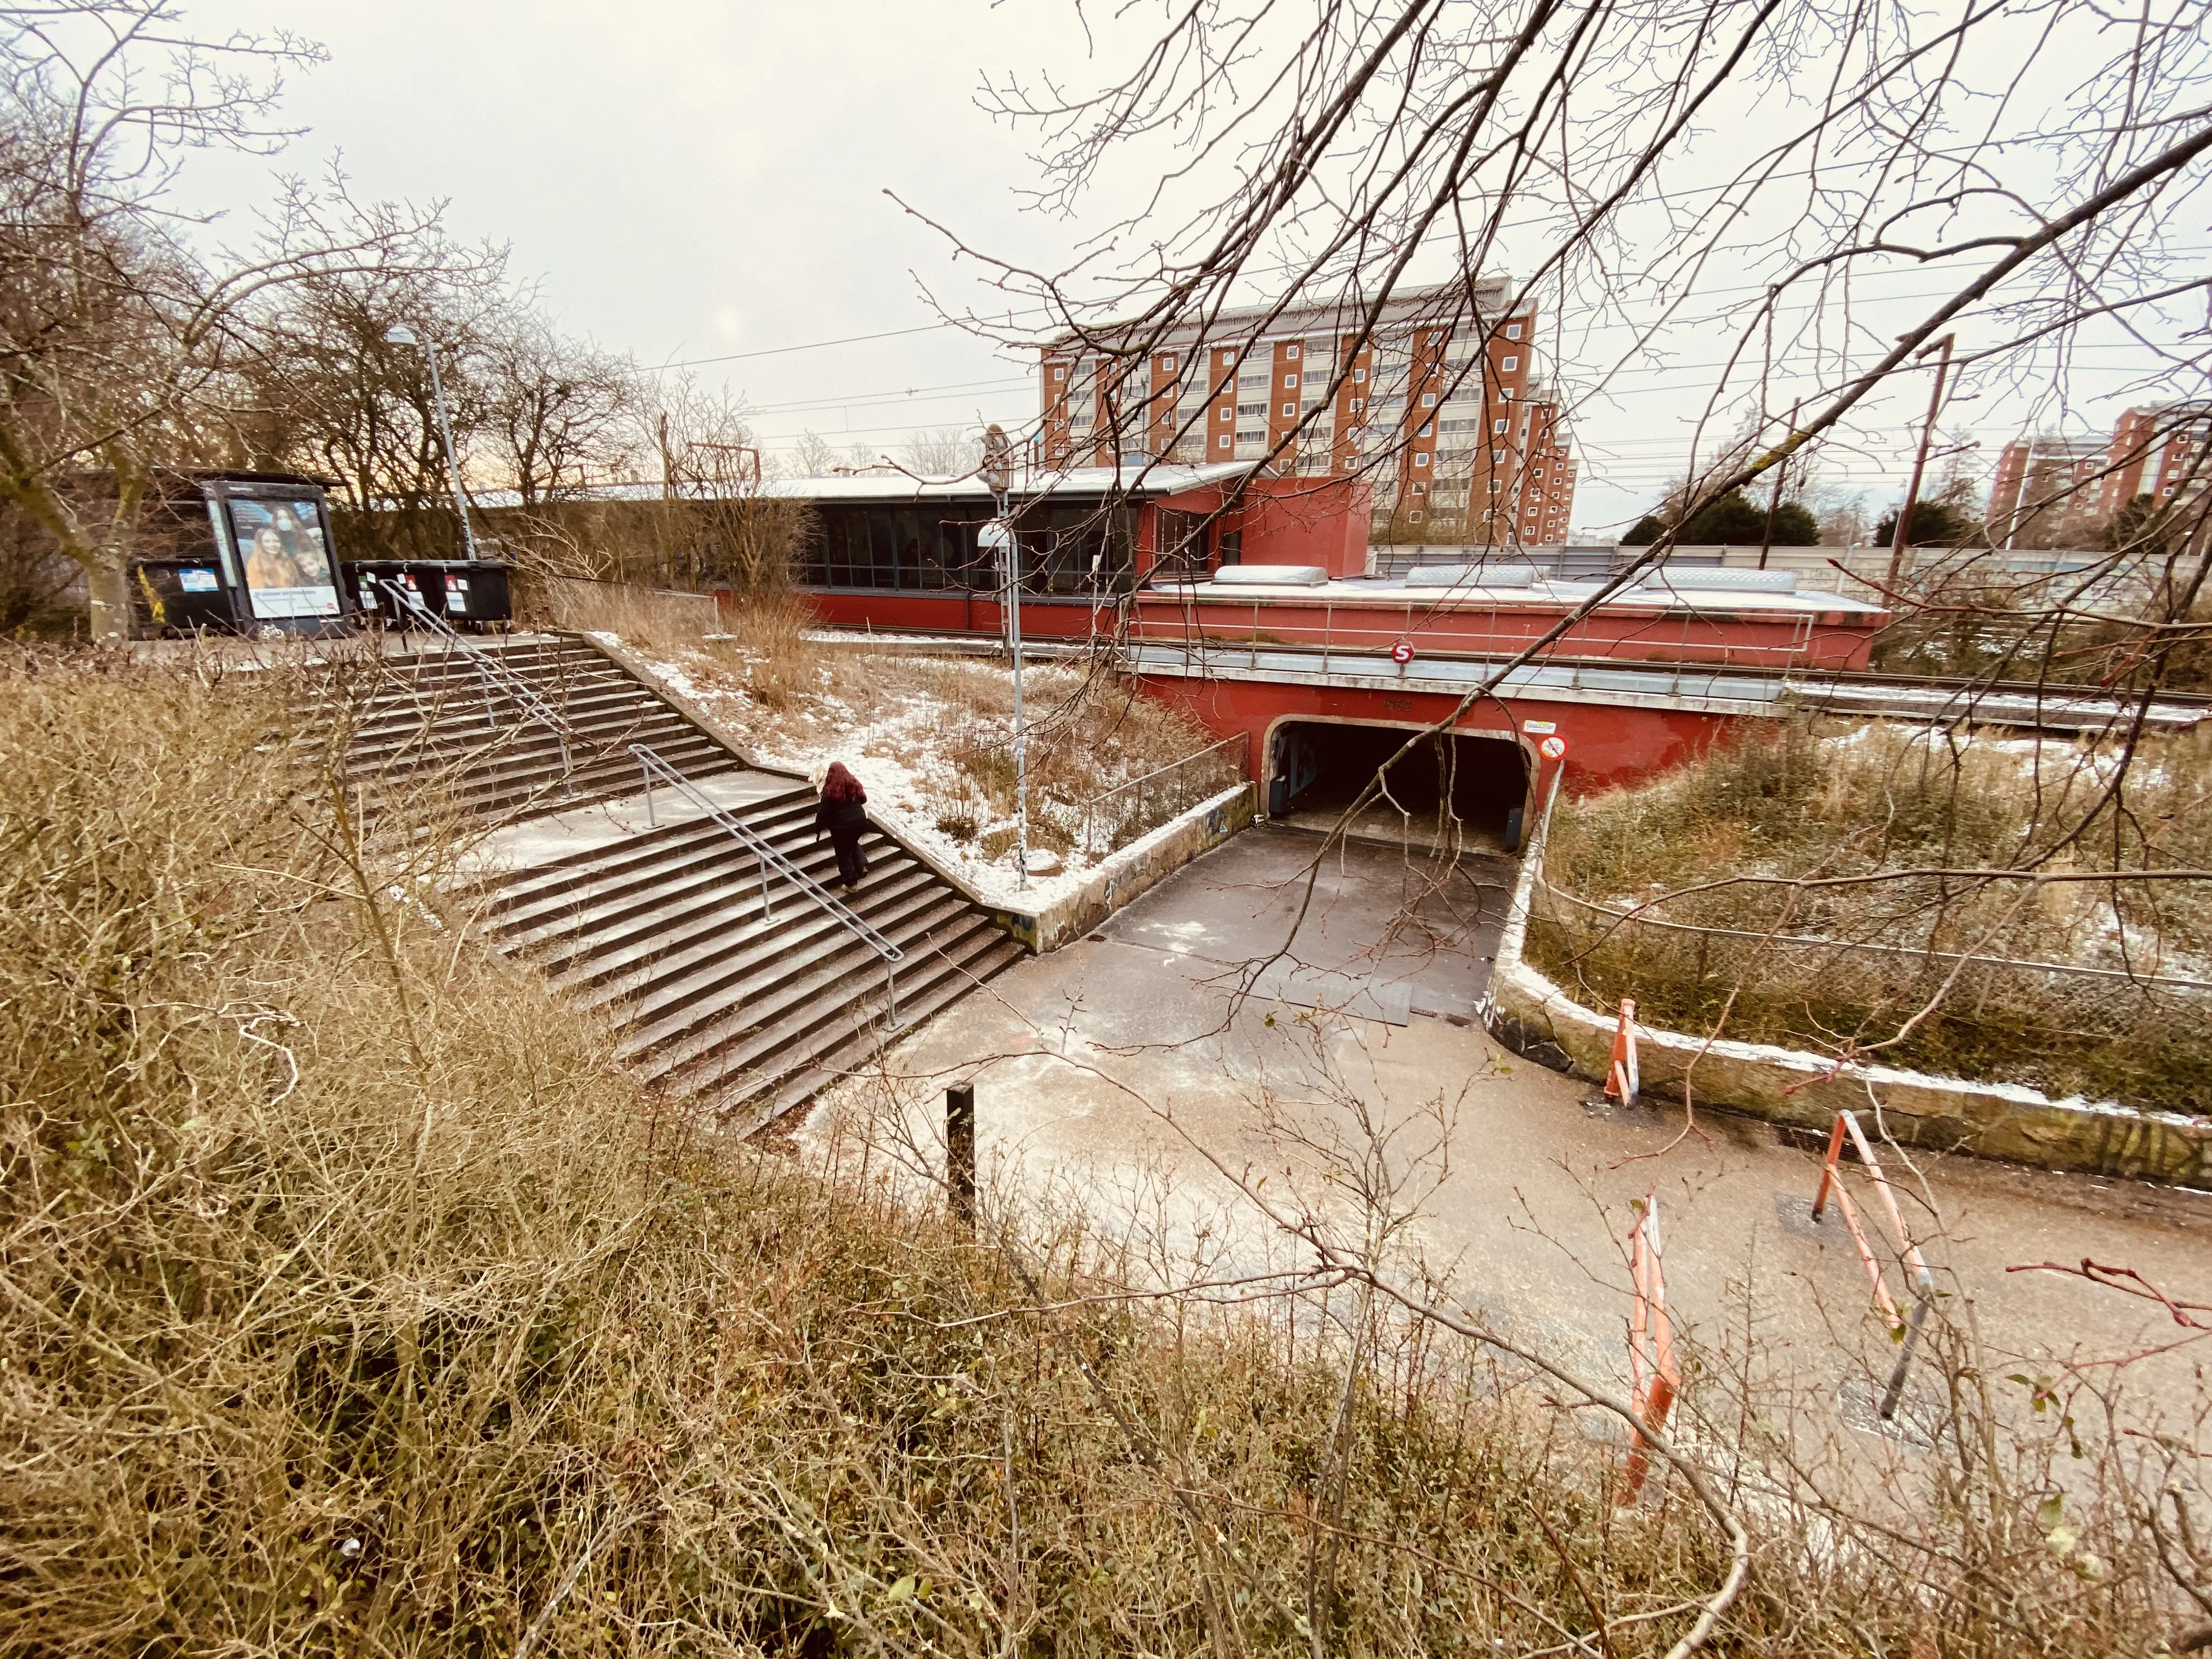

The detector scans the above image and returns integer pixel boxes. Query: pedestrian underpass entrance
[1266,719,1532,853]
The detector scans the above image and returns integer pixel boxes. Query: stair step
[558,862,943,1008]
[713,924,1028,1132]
[484,803,844,939]
[618,886,970,1067]
[507,830,910,972]
[628,891,978,1084]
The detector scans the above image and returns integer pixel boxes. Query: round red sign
[1538,735,1568,761]
[1390,639,1415,665]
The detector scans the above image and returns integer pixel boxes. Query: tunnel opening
[1268,721,1532,853]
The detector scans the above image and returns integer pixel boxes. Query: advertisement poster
[230,496,340,619]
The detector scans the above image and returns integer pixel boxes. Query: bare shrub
[0,649,2199,1653]
[512,572,720,652]
[1527,719,2212,1103]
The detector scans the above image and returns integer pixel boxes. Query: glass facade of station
[801,498,1138,595]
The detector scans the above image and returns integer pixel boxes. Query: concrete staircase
[342,629,1024,1130]
[340,633,736,819]
[473,778,1024,1131]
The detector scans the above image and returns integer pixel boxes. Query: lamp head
[383,323,419,347]
[983,424,1012,495]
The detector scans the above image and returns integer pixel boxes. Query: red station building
[775,464,1887,840]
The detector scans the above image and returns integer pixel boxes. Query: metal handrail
[629,742,905,1025]
[1078,730,1250,851]
[373,575,574,775]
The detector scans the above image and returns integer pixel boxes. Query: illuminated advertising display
[230,495,341,619]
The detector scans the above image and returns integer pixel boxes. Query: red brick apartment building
[1040,280,1578,544]
[1989,404,2210,548]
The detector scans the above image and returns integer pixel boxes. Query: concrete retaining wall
[1480,792,2212,1186]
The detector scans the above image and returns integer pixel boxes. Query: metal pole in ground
[384,324,481,561]
[983,425,1027,889]
[945,1082,977,1225]
[1883,334,1954,594]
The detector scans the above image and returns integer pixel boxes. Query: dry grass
[1,651,2199,1655]
[513,573,723,653]
[641,614,1228,864]
[1527,718,2212,1105]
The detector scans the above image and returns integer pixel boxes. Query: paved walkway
[804,824,2210,1428]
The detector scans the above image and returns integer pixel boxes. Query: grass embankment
[0,654,2187,1653]
[607,594,1230,864]
[1528,718,2212,1108]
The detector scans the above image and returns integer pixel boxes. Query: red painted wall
[1227,476,1373,577]
[1131,590,1882,670]
[1135,671,1729,801]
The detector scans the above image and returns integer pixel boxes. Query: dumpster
[130,557,240,635]
[345,560,443,627]
[424,561,512,628]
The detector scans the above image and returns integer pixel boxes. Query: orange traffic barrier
[1604,998,1640,1107]
[1618,1191,1678,1504]
[1811,1109,1936,1419]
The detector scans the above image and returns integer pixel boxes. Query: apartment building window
[1493,418,1508,433]
[1488,481,1502,493]
[1505,324,1522,340]
[1414,452,1429,467]
[1349,398,1365,413]
[1417,392,1434,407]
[1053,365,1067,379]
[1237,427,1266,443]
[1492,449,1506,463]
[1238,402,1267,417]
[1281,403,1296,417]
[1500,356,1519,372]
[1411,481,1427,495]
[1353,367,1367,383]
[1160,354,1177,370]
[1417,421,1433,437]
[1285,343,1300,358]
[1218,433,1232,448]
[1283,373,1299,388]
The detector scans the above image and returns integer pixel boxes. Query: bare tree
[0,2,447,633]
[479,311,640,507]
[900,424,980,478]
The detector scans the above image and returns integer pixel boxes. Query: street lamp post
[1884,334,1955,594]
[385,323,481,561]
[983,424,1027,889]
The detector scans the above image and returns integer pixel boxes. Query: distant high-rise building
[1039,279,1576,543]
[1989,404,2210,548]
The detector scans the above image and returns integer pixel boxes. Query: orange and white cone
[1605,998,1640,1107]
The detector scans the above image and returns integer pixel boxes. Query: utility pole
[983,424,1028,889]
[383,323,479,561]
[1757,399,1801,571]
[1884,334,1956,594]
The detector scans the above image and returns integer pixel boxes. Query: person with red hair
[814,761,870,889]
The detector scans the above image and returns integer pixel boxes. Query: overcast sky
[173,0,2187,539]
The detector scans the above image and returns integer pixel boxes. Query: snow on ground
[623,639,1204,911]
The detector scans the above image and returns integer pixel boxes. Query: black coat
[815,796,867,839]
